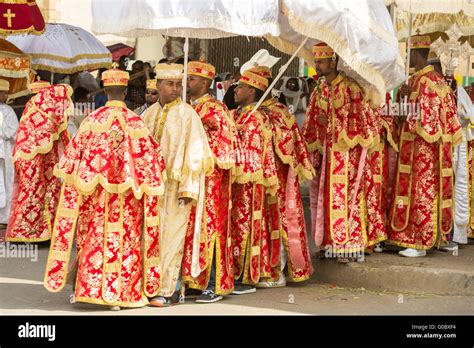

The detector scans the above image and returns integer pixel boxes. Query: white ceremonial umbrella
[386,0,474,85]
[7,23,112,74]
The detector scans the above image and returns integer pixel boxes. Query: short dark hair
[105,85,127,96]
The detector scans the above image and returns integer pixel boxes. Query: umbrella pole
[405,13,413,84]
[182,36,189,103]
[247,36,309,121]
[51,72,54,85]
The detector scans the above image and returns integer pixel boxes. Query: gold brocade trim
[401,132,416,141]
[381,119,399,152]
[442,168,453,177]
[6,236,51,242]
[390,127,415,232]
[373,175,382,184]
[253,210,262,220]
[12,113,69,163]
[0,26,45,36]
[53,167,165,200]
[232,166,279,190]
[334,131,380,152]
[305,140,324,155]
[32,62,112,75]
[29,52,112,64]
[57,207,76,218]
[441,199,452,209]
[44,185,81,293]
[251,246,260,256]
[79,113,150,139]
[399,164,411,174]
[271,230,280,240]
[332,175,346,183]
[146,216,159,227]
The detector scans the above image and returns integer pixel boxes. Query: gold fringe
[53,167,165,200]
[279,2,404,100]
[32,62,112,75]
[12,121,68,163]
[335,131,380,151]
[381,119,399,152]
[79,112,150,139]
[30,52,112,64]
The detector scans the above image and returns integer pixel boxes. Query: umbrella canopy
[386,0,474,39]
[92,0,280,39]
[0,0,45,36]
[0,38,32,99]
[92,0,405,101]
[265,0,405,102]
[7,23,112,74]
[107,42,135,62]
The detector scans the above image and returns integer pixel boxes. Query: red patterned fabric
[6,84,72,242]
[260,98,313,282]
[302,74,384,253]
[182,95,236,294]
[388,66,461,250]
[44,101,165,308]
[231,104,278,284]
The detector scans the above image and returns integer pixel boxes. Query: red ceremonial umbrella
[0,0,45,36]
[106,43,135,62]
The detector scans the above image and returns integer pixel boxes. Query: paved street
[1,234,473,315]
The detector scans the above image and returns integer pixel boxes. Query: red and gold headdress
[240,65,269,91]
[188,61,216,80]
[102,64,129,87]
[312,42,336,60]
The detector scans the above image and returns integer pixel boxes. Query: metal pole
[182,36,189,102]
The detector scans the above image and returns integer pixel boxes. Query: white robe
[453,86,474,244]
[0,104,18,224]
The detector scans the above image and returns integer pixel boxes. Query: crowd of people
[0,34,471,311]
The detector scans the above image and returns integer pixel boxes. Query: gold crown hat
[313,42,336,60]
[0,79,10,92]
[29,76,51,94]
[155,63,184,80]
[252,65,272,79]
[102,64,129,87]
[146,79,158,90]
[240,65,269,91]
[188,61,216,80]
[410,34,431,49]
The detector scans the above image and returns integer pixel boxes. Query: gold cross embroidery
[108,129,124,149]
[3,9,15,28]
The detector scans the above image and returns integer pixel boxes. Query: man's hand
[399,84,411,98]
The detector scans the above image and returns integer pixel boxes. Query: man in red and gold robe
[6,82,72,243]
[254,66,315,287]
[302,43,383,262]
[388,35,461,257]
[181,61,236,303]
[44,67,166,310]
[231,66,278,294]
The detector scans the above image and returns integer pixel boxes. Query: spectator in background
[118,55,130,71]
[126,60,146,110]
